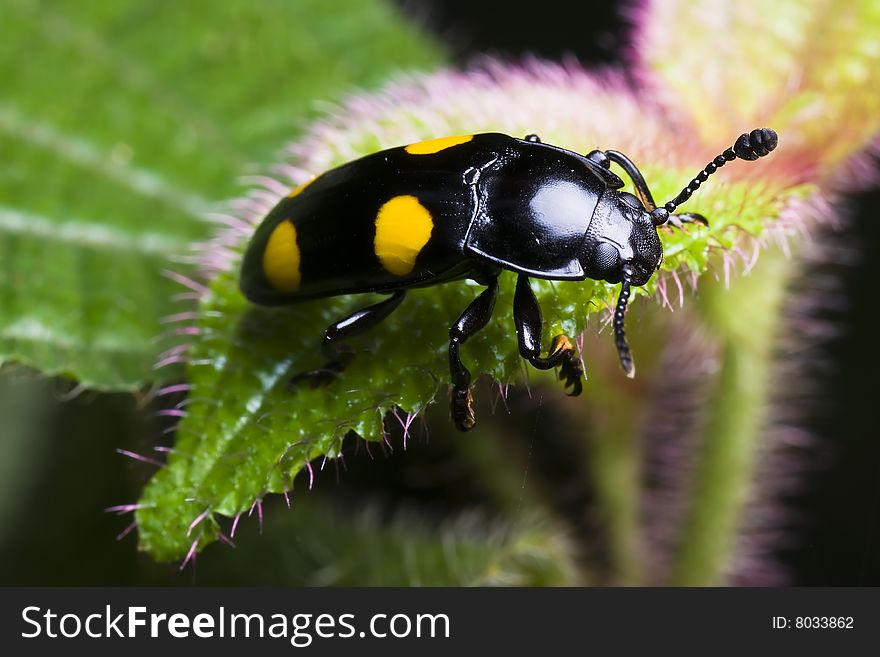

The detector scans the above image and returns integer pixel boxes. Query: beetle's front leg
[665,212,709,230]
[448,278,499,431]
[513,274,583,396]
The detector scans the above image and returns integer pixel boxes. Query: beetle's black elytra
[240,129,779,431]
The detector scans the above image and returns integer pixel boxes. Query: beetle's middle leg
[665,212,709,229]
[289,290,407,389]
[448,278,499,431]
[513,274,584,396]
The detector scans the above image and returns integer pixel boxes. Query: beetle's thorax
[463,139,607,281]
[580,190,662,286]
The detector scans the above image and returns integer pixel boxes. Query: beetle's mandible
[240,129,779,431]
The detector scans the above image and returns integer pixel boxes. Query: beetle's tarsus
[665,212,709,230]
[450,387,476,431]
[559,361,584,396]
[549,334,584,396]
[562,372,583,396]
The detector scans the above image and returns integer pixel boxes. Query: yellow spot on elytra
[288,176,316,198]
[263,219,301,292]
[404,135,473,155]
[374,195,433,276]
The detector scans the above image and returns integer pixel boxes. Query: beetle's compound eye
[593,241,621,278]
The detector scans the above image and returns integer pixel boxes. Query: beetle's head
[580,190,662,287]
[581,127,779,378]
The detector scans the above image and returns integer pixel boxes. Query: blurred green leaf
[198,500,577,586]
[0,366,55,548]
[0,0,441,388]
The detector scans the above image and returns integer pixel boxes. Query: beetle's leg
[605,150,657,210]
[524,133,541,143]
[665,212,709,230]
[448,278,499,431]
[289,290,406,389]
[513,274,583,396]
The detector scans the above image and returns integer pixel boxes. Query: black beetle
[240,129,778,430]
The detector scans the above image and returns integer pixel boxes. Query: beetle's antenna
[650,128,778,226]
[614,267,635,378]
